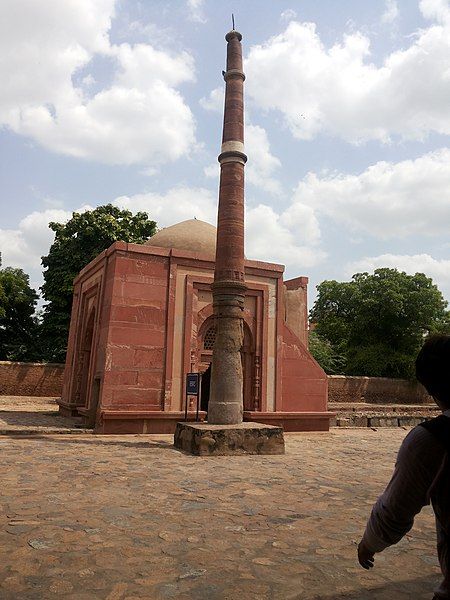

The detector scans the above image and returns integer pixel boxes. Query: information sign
[186,373,200,396]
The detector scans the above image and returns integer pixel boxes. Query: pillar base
[174,422,285,456]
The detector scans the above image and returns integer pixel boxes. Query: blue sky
[1,0,450,307]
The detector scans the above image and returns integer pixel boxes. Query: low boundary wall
[328,375,432,404]
[0,361,65,397]
[0,362,433,405]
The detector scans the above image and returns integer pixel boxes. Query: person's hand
[357,540,375,570]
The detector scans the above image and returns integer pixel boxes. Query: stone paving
[0,397,89,434]
[0,428,442,599]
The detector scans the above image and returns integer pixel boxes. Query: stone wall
[0,361,434,406]
[328,375,432,404]
[284,277,309,348]
[0,361,65,397]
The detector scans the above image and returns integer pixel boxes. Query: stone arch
[198,315,216,369]
[74,306,96,407]
[241,321,255,411]
[203,323,216,351]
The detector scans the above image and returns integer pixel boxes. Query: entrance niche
[198,317,255,411]
[73,306,96,408]
[241,322,255,411]
[198,317,215,371]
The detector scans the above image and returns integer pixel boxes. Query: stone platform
[174,421,285,455]
[330,402,440,428]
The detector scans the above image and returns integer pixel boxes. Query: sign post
[185,373,201,421]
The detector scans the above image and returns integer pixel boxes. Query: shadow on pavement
[304,573,439,599]
[0,409,82,427]
[0,433,174,449]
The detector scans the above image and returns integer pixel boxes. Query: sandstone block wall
[0,361,65,397]
[328,375,432,404]
[100,251,170,412]
[0,361,434,406]
[280,323,327,412]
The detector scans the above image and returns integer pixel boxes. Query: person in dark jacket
[358,335,450,599]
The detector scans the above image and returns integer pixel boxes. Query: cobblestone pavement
[0,429,441,600]
[0,397,88,433]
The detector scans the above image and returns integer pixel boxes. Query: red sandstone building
[59,27,332,434]
[59,219,332,433]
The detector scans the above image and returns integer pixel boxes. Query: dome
[145,219,217,257]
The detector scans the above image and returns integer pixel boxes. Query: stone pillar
[208,29,247,425]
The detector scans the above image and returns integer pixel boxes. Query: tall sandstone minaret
[207,27,247,425]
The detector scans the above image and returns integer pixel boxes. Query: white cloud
[0,1,196,167]
[382,0,399,24]
[296,148,450,239]
[0,177,326,296]
[346,253,450,299]
[113,185,325,270]
[246,125,282,194]
[200,87,223,112]
[113,187,217,226]
[280,9,297,22]
[0,205,95,293]
[420,0,450,25]
[204,124,282,195]
[82,74,96,87]
[0,209,71,274]
[187,0,207,23]
[244,11,450,142]
[246,204,325,270]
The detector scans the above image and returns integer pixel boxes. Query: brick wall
[328,375,432,404]
[0,361,65,397]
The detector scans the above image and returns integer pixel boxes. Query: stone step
[329,402,441,428]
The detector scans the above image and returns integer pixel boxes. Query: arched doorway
[198,317,255,411]
[74,307,95,409]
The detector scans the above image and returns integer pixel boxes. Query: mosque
[58,218,331,433]
[58,28,332,435]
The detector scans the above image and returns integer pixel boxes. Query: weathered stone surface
[328,375,433,404]
[0,362,64,397]
[0,429,441,599]
[174,422,285,455]
[370,417,400,428]
[353,415,369,428]
[208,29,247,426]
[330,402,440,428]
[399,416,427,427]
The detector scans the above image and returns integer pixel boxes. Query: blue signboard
[186,373,200,396]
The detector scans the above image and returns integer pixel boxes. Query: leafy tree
[41,204,157,362]
[308,330,346,375]
[0,255,41,361]
[310,268,450,379]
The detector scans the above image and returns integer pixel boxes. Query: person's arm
[358,426,443,569]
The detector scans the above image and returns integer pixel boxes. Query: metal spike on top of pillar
[207,26,247,425]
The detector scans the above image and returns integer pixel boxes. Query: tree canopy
[0,255,40,361]
[309,268,450,378]
[41,204,157,362]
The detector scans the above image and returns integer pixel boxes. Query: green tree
[310,268,449,379]
[41,204,157,362]
[308,330,346,375]
[0,255,40,361]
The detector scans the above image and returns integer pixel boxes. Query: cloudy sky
[1,0,450,307]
